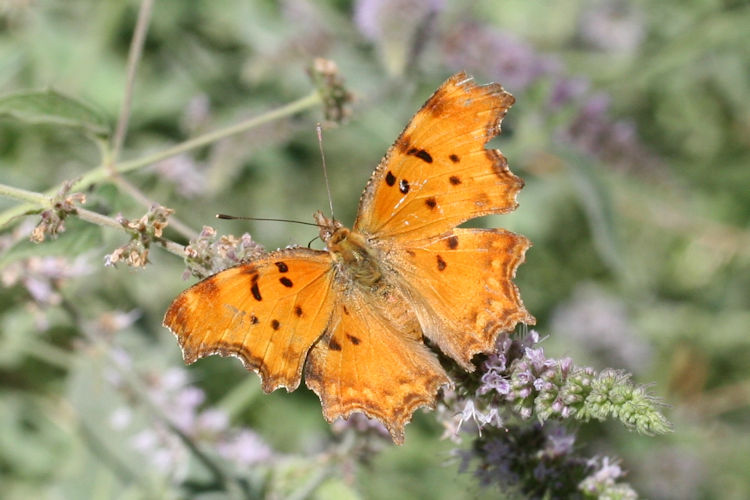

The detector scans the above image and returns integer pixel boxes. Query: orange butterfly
[164,72,535,444]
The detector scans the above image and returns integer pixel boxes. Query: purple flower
[152,154,206,198]
[579,1,645,53]
[547,77,589,110]
[354,0,444,41]
[551,284,652,371]
[217,430,273,466]
[478,370,510,396]
[441,22,558,92]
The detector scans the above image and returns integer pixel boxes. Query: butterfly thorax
[314,211,383,287]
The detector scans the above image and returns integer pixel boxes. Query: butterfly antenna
[317,123,335,219]
[306,235,320,248]
[216,214,319,227]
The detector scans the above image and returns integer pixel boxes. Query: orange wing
[386,228,535,371]
[354,72,523,241]
[304,286,450,444]
[163,248,335,393]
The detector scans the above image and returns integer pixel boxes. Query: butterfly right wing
[164,247,335,393]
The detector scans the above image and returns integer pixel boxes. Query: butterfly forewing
[354,72,524,242]
[164,248,335,393]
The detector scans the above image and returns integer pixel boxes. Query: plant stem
[110,0,154,162]
[0,183,50,207]
[0,182,187,258]
[0,90,322,228]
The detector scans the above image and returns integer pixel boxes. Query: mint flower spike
[493,330,671,435]
[573,368,672,435]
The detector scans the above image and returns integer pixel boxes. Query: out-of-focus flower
[547,77,590,110]
[108,365,274,478]
[557,92,658,173]
[216,429,273,466]
[109,407,132,430]
[183,225,265,279]
[579,1,645,53]
[551,284,652,371]
[152,154,207,198]
[331,413,391,442]
[354,0,445,75]
[83,310,141,339]
[579,456,638,499]
[461,424,594,496]
[1,255,92,306]
[179,94,211,134]
[441,22,559,93]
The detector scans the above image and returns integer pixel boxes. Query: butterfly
[164,72,535,444]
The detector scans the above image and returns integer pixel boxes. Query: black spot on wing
[346,333,361,345]
[436,254,447,271]
[274,262,288,273]
[385,171,396,186]
[328,337,342,351]
[407,147,433,163]
[294,305,303,317]
[449,154,460,163]
[279,277,293,288]
[251,277,262,301]
[449,175,461,185]
[399,179,410,194]
[271,319,280,330]
[425,197,437,209]
[447,235,459,249]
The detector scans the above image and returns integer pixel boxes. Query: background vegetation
[1,0,749,498]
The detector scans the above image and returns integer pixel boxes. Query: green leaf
[0,89,110,137]
[558,148,627,282]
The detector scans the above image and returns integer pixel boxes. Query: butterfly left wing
[164,248,335,393]
[354,72,523,241]
[304,286,450,444]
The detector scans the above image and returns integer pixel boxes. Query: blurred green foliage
[1,0,749,498]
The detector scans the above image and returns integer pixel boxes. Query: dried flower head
[307,58,355,124]
[183,225,265,279]
[30,181,87,243]
[104,204,174,268]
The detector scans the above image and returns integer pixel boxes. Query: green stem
[0,90,322,228]
[0,183,50,207]
[111,0,154,161]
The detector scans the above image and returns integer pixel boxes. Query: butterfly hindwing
[164,248,335,392]
[354,72,524,241]
[304,286,450,444]
[387,228,535,371]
